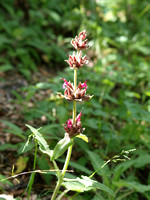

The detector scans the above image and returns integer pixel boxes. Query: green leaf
[113,180,150,193]
[125,91,141,99]
[0,64,14,72]
[51,133,73,161]
[86,150,110,176]
[0,120,25,139]
[37,155,52,185]
[113,160,135,181]
[26,124,52,157]
[134,154,150,168]
[144,91,150,97]
[62,179,84,192]
[46,10,61,23]
[0,175,13,186]
[0,35,11,45]
[76,134,89,143]
[113,153,150,182]
[18,142,34,155]
[62,176,115,197]
[125,101,150,122]
[93,194,105,200]
[0,143,20,151]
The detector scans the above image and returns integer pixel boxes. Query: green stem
[62,144,73,177]
[27,140,37,199]
[51,179,63,200]
[74,68,77,91]
[51,145,73,200]
[73,101,76,125]
[52,160,61,178]
[56,189,69,200]
[73,67,77,124]
[51,62,78,200]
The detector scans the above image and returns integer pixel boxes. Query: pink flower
[67,119,73,128]
[71,30,89,50]
[63,110,85,137]
[62,78,73,89]
[57,79,92,101]
[65,51,89,70]
[81,81,87,90]
[76,111,82,122]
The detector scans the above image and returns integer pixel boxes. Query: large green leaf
[113,160,135,181]
[113,153,150,182]
[51,133,73,161]
[86,150,110,176]
[62,176,115,197]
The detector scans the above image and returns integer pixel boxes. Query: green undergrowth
[0,0,150,199]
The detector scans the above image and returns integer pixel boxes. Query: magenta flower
[71,30,89,50]
[57,79,92,101]
[65,51,89,70]
[63,110,85,137]
[63,78,71,89]
[67,119,73,128]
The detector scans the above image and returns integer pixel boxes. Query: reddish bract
[63,110,85,137]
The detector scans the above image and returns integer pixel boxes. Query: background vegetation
[0,0,150,199]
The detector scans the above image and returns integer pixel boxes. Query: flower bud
[63,110,85,137]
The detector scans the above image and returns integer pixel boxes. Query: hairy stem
[51,65,77,200]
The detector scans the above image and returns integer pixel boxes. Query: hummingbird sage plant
[25,30,115,199]
[51,30,92,199]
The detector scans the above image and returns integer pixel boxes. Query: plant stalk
[51,67,77,200]
[51,178,63,200]
[27,140,37,199]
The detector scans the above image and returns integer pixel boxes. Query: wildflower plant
[25,30,115,199]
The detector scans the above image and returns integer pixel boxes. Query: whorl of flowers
[63,110,85,137]
[65,51,89,70]
[57,78,93,101]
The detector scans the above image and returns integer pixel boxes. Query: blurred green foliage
[1,0,150,199]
